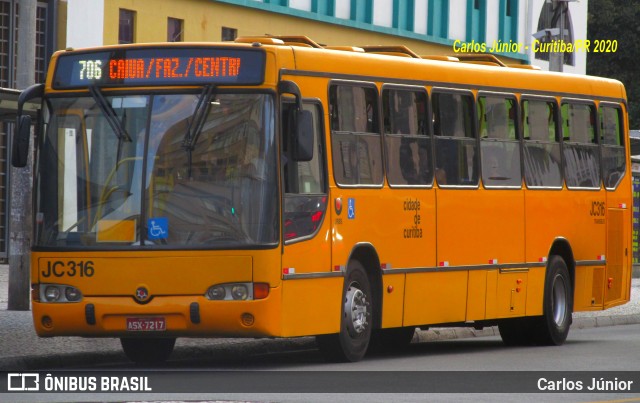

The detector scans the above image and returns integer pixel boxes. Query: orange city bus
[14,35,631,363]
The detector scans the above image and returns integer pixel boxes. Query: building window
[506,0,513,16]
[167,17,183,42]
[35,3,47,82]
[221,27,237,42]
[499,0,517,44]
[312,0,334,16]
[0,1,12,87]
[350,0,372,24]
[466,0,486,42]
[264,0,289,5]
[427,0,448,38]
[118,9,135,44]
[1,1,48,87]
[393,0,414,31]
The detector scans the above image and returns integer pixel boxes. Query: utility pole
[549,0,575,72]
[8,0,37,311]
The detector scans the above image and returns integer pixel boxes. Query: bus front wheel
[120,337,176,364]
[316,260,372,362]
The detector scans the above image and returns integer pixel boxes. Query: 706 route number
[41,261,95,278]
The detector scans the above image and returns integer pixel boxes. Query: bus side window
[479,95,521,188]
[600,105,626,189]
[561,102,600,189]
[329,84,383,186]
[283,102,327,242]
[522,99,562,188]
[432,90,477,186]
[382,88,432,186]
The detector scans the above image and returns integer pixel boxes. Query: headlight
[40,284,83,303]
[44,286,61,302]
[231,285,249,300]
[206,285,226,300]
[204,282,256,301]
[65,286,82,302]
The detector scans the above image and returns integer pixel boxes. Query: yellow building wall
[101,0,523,63]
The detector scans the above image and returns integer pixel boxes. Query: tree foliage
[587,1,640,129]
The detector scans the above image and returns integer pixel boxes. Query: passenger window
[561,102,600,189]
[382,88,432,186]
[283,102,327,242]
[522,99,562,188]
[330,84,383,186]
[432,91,477,186]
[599,105,626,189]
[478,95,521,188]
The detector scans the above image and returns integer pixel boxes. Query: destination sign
[52,47,266,89]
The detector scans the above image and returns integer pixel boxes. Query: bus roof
[243,34,626,103]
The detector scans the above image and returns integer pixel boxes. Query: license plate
[126,317,166,332]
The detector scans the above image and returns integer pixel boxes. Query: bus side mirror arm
[278,80,314,162]
[13,83,44,168]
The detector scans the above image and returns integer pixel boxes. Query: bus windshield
[35,92,278,249]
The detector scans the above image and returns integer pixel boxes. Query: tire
[316,260,373,362]
[535,255,573,345]
[498,255,572,346]
[498,317,535,346]
[120,337,176,364]
[368,327,415,354]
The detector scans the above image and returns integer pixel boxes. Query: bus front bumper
[31,293,282,338]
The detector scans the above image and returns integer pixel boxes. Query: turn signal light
[253,283,269,300]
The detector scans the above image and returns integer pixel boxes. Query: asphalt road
[1,264,639,370]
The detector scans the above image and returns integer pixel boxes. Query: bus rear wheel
[535,255,573,345]
[316,260,372,362]
[498,255,572,346]
[120,337,176,364]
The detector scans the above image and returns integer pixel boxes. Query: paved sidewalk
[1,264,639,342]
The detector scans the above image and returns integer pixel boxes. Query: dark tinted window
[383,88,432,186]
[478,95,521,188]
[561,102,600,189]
[600,105,626,189]
[330,84,383,186]
[432,91,477,186]
[522,99,562,188]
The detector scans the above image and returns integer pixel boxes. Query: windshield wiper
[89,86,132,142]
[182,84,216,179]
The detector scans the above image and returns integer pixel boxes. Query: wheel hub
[552,274,568,326]
[344,284,369,337]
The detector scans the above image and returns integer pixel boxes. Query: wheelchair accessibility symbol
[148,217,168,240]
[347,198,355,220]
